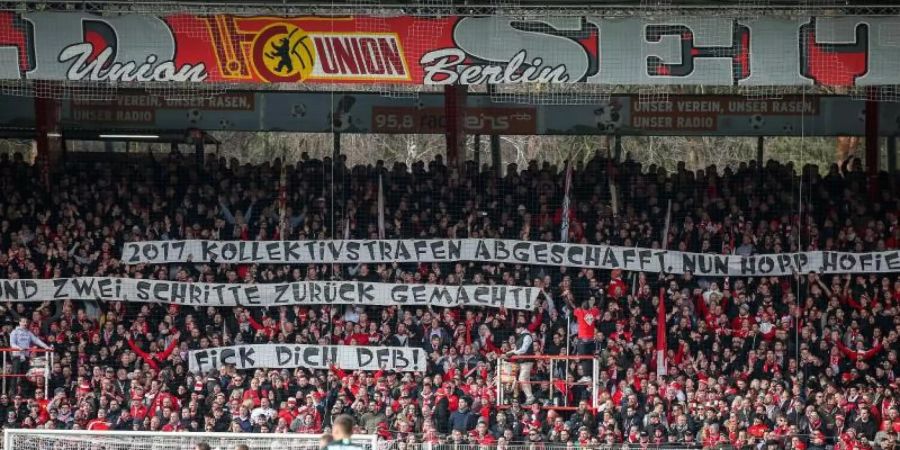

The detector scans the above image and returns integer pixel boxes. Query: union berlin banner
[124,239,900,277]
[0,12,898,87]
[188,344,426,373]
[0,277,538,310]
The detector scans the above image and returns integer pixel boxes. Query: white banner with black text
[0,277,538,310]
[187,344,426,373]
[122,239,900,276]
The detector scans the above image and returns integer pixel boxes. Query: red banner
[177,15,447,84]
[0,12,895,87]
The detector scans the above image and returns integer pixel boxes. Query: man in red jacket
[573,297,600,375]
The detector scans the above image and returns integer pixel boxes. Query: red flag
[552,379,568,397]
[657,287,667,376]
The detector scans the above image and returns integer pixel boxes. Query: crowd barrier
[0,348,53,397]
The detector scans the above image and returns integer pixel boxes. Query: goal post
[3,429,379,450]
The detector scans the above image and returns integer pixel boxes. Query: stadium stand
[0,150,898,450]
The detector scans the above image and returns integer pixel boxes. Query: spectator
[570,293,600,376]
[0,151,895,450]
[506,322,535,405]
[8,317,52,395]
[448,398,475,432]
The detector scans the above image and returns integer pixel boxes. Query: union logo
[251,23,315,82]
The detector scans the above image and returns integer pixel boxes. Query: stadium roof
[14,0,899,12]
[346,0,899,5]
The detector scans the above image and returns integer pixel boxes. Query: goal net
[3,430,379,450]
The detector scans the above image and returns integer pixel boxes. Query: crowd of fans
[0,150,897,450]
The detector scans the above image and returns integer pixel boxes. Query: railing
[2,429,377,450]
[497,355,598,411]
[0,347,54,397]
[378,442,705,450]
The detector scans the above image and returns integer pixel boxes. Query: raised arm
[126,334,151,361]
[833,339,864,360]
[814,276,832,297]
[6,303,23,321]
[40,302,65,336]
[158,333,180,360]
[527,312,542,333]
[244,200,257,225]
[329,364,348,380]
[245,314,265,331]
[219,198,237,225]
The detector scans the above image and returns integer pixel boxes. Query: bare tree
[206,132,838,174]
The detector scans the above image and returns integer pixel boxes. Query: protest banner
[122,239,900,276]
[0,277,538,310]
[187,344,426,373]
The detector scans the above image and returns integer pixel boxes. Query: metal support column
[495,359,502,406]
[444,85,467,167]
[865,94,879,199]
[332,131,341,236]
[549,360,555,407]
[487,85,502,177]
[333,132,341,160]
[592,356,599,410]
[757,136,765,167]
[888,137,897,175]
[45,352,52,399]
[613,135,622,161]
[473,134,481,168]
[195,141,204,167]
[490,134,501,178]
[33,82,61,191]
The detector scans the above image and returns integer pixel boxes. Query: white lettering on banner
[0,277,538,310]
[122,239,900,277]
[58,43,208,82]
[187,344,426,373]
[3,13,900,87]
[420,49,570,85]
